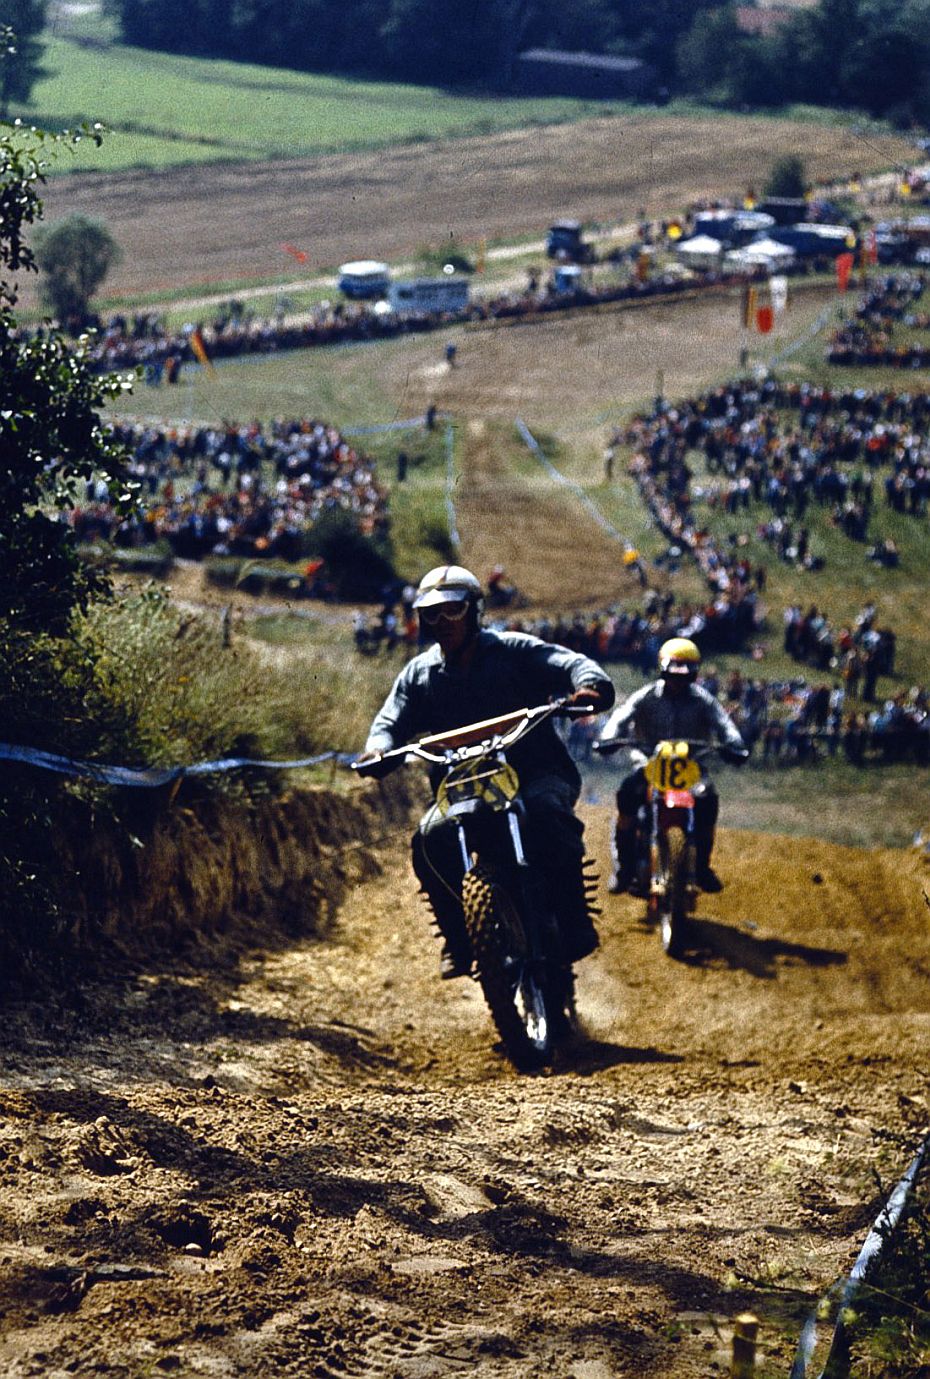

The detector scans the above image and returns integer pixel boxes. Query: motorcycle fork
[648,799,695,906]
[454,805,529,875]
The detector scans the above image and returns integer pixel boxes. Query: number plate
[644,741,701,793]
[436,759,520,816]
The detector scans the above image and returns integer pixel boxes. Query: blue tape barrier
[789,1135,928,1379]
[0,741,356,789]
[515,418,629,549]
[444,421,461,551]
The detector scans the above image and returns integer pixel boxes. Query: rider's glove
[567,686,606,712]
[721,746,749,766]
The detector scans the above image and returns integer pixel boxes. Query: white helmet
[413,564,484,614]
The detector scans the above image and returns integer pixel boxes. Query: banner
[189,327,216,376]
[836,251,855,292]
[769,275,788,314]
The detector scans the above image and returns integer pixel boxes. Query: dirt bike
[595,738,721,959]
[352,700,593,1070]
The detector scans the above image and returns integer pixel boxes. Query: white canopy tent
[724,237,797,271]
[675,233,725,269]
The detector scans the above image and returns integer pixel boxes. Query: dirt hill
[1,806,927,1377]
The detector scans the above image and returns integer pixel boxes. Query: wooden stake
[731,1313,758,1377]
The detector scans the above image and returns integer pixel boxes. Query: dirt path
[1,816,928,1377]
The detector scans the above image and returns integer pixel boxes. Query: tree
[0,107,135,633]
[0,1,47,117]
[34,213,122,326]
[764,154,807,199]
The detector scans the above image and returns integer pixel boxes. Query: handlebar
[594,737,748,761]
[352,698,592,776]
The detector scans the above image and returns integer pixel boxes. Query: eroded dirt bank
[1,814,929,1378]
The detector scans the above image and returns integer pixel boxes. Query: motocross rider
[596,637,748,895]
[356,564,615,979]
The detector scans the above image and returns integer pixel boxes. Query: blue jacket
[365,628,615,793]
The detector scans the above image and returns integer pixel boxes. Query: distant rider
[356,564,615,978]
[597,637,748,895]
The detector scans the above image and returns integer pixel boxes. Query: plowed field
[33,115,915,299]
[2,817,928,1377]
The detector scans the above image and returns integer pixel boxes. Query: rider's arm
[599,682,654,743]
[507,633,615,712]
[364,662,424,757]
[696,686,748,754]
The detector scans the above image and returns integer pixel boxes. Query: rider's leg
[522,778,599,963]
[693,785,722,892]
[411,806,472,979]
[609,771,645,893]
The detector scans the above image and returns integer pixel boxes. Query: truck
[388,276,470,315]
[545,219,596,263]
[337,260,391,299]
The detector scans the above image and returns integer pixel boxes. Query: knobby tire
[659,826,689,959]
[462,863,554,1071]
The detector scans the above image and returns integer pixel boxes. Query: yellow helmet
[658,637,701,676]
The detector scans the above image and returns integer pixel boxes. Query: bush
[764,154,807,199]
[304,508,396,599]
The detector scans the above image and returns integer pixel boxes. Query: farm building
[515,49,656,100]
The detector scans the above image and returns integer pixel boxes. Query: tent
[724,237,796,270]
[675,234,724,269]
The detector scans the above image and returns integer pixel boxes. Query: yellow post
[731,1313,758,1377]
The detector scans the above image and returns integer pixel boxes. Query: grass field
[26,28,622,174]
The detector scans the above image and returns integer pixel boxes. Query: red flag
[281,243,308,263]
[756,304,774,334]
[836,251,855,292]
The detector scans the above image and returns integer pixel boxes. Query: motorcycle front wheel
[657,826,691,959]
[462,863,564,1071]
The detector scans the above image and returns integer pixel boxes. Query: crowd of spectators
[44,259,771,379]
[782,599,895,698]
[827,271,930,367]
[70,417,387,561]
[622,377,930,578]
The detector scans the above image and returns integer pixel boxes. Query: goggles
[418,600,469,625]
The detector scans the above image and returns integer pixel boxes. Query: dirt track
[2,814,928,1377]
[32,115,915,299]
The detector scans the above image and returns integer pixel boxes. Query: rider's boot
[607,816,638,894]
[552,858,600,962]
[694,830,723,893]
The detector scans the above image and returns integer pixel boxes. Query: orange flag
[281,243,308,263]
[836,252,855,292]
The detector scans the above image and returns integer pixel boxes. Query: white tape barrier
[515,418,629,549]
[444,421,461,551]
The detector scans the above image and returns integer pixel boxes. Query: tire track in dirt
[456,419,641,609]
[1,818,928,1376]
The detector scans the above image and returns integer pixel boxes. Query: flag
[636,249,650,283]
[281,243,308,263]
[189,327,216,376]
[769,275,788,314]
[866,228,878,264]
[836,251,855,292]
[741,283,757,328]
[756,305,774,334]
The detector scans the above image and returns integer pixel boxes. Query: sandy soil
[1,817,928,1378]
[31,115,915,301]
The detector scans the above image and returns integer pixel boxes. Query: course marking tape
[0,742,356,788]
[445,420,461,551]
[789,1136,928,1379]
[515,418,629,549]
